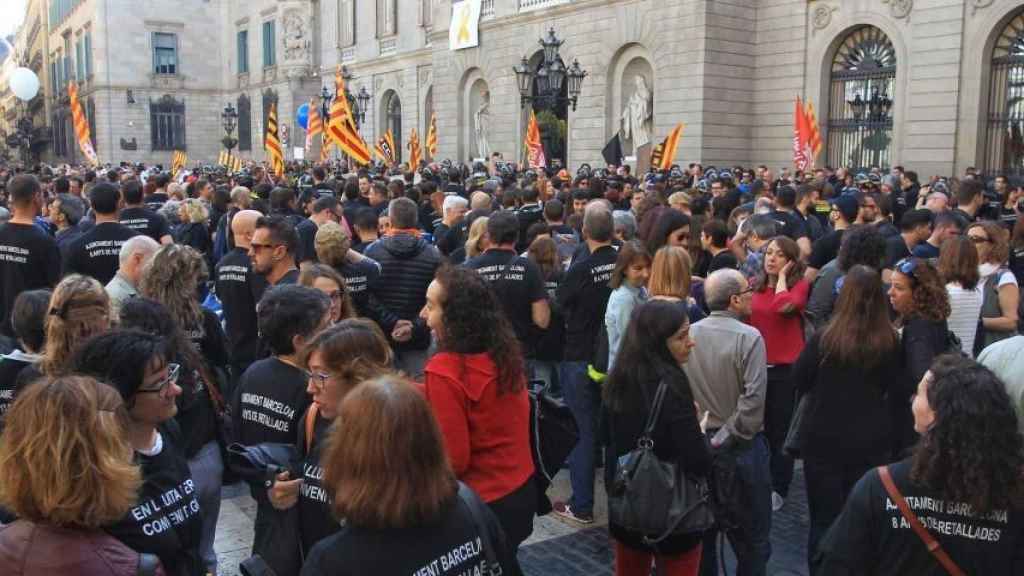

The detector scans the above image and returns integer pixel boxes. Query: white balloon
[9,67,40,101]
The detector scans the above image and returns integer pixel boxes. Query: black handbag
[528,380,579,516]
[783,392,811,458]
[608,380,715,545]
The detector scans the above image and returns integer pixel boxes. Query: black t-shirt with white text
[556,244,619,362]
[464,249,548,357]
[215,248,267,370]
[816,458,1024,575]
[334,258,381,319]
[0,223,60,337]
[105,423,203,576]
[297,410,339,556]
[232,357,310,447]
[62,221,139,285]
[120,206,171,243]
[300,491,516,576]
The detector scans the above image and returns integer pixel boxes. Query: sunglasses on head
[895,258,919,280]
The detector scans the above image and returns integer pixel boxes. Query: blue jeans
[700,433,773,576]
[188,440,223,575]
[559,360,598,517]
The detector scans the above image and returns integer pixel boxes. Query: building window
[419,0,433,29]
[826,25,896,172]
[237,30,249,74]
[150,95,186,151]
[237,93,252,151]
[262,21,276,68]
[63,35,71,84]
[50,61,58,92]
[376,0,396,37]
[75,38,84,80]
[338,0,356,47]
[84,32,92,77]
[152,32,177,75]
[984,9,1024,178]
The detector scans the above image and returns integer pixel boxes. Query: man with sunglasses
[249,215,300,286]
[684,269,771,576]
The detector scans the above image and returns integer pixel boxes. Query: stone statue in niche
[620,75,653,154]
[474,90,490,159]
[282,10,310,62]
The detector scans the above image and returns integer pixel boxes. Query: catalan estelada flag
[326,66,371,166]
[426,113,438,159]
[68,82,99,166]
[171,150,187,177]
[375,130,397,165]
[264,102,284,177]
[657,123,684,171]
[407,128,422,169]
[525,111,546,169]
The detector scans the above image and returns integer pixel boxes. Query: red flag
[804,100,822,167]
[793,96,811,171]
[526,111,546,169]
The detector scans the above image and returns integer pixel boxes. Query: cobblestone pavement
[215,465,810,576]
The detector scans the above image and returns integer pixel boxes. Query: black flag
[602,134,624,166]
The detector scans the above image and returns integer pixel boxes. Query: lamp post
[512,27,588,112]
[221,102,238,155]
[319,65,369,130]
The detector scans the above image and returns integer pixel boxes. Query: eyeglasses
[327,290,344,301]
[308,371,332,389]
[249,242,280,252]
[732,287,754,298]
[136,363,180,395]
[967,235,990,244]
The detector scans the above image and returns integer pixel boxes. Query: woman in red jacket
[419,266,537,566]
[749,235,810,511]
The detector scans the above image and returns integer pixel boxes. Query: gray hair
[388,197,419,229]
[159,200,182,226]
[612,210,637,241]
[747,213,778,241]
[704,268,746,312]
[583,202,613,243]
[118,235,160,266]
[231,186,252,208]
[55,193,86,225]
[442,195,468,214]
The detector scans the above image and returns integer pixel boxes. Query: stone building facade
[30,0,1024,179]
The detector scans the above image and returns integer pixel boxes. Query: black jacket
[897,317,948,454]
[364,233,441,351]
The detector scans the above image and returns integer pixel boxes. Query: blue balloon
[296,103,310,130]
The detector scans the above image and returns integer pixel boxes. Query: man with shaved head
[215,209,269,383]
[683,268,771,576]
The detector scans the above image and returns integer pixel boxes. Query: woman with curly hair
[749,235,810,509]
[967,221,1020,355]
[298,263,357,324]
[419,266,536,565]
[266,319,393,558]
[888,257,951,454]
[138,244,229,377]
[815,355,1024,575]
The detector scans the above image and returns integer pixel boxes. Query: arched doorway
[381,90,402,162]
[826,25,896,171]
[524,50,568,167]
[983,9,1024,177]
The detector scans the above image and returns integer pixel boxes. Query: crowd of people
[0,156,1022,576]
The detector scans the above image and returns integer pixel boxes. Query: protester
[249,214,301,285]
[977,334,1024,433]
[605,241,651,371]
[603,299,710,576]
[48,193,87,248]
[527,234,565,390]
[0,376,165,575]
[214,209,266,382]
[62,182,139,285]
[420,266,536,560]
[105,235,160,314]
[364,197,441,377]
[888,257,951,454]
[647,209,691,255]
[71,331,203,576]
[175,199,213,267]
[937,236,983,355]
[0,290,50,414]
[968,221,1020,354]
[806,225,887,327]
[648,246,705,324]
[296,195,340,264]
[0,174,61,340]
[749,235,809,510]
[298,263,356,323]
[790,265,903,568]
[313,221,382,319]
[815,355,1024,574]
[120,179,173,244]
[683,268,771,576]
[300,376,519,576]
[265,319,393,556]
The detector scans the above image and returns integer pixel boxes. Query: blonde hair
[138,244,207,332]
[180,198,209,224]
[0,376,141,528]
[466,216,489,259]
[41,275,111,376]
[648,246,693,299]
[314,221,351,267]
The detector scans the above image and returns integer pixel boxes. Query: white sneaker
[772,491,785,512]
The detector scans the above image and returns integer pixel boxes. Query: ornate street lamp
[319,65,369,129]
[221,103,238,154]
[513,27,588,111]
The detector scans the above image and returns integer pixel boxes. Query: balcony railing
[518,0,571,12]
[482,0,495,18]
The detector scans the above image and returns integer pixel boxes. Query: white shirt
[946,282,983,355]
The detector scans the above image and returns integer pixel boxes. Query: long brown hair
[648,246,692,299]
[41,275,111,376]
[138,244,207,332]
[322,376,457,529]
[298,263,357,322]
[968,221,1010,264]
[527,236,559,280]
[609,240,652,290]
[755,236,806,291]
[820,265,898,368]
[301,319,392,397]
[937,236,979,290]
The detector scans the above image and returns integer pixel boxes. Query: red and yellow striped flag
[326,66,372,166]
[375,129,397,165]
[426,113,438,159]
[264,102,284,177]
[68,82,99,166]
[171,150,187,177]
[525,111,546,169]
[408,128,422,170]
[658,123,684,171]
[804,100,822,164]
[320,134,330,163]
[306,98,323,157]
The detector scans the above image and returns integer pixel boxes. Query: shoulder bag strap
[456,482,502,574]
[641,380,669,440]
[878,466,966,576]
[304,403,319,455]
